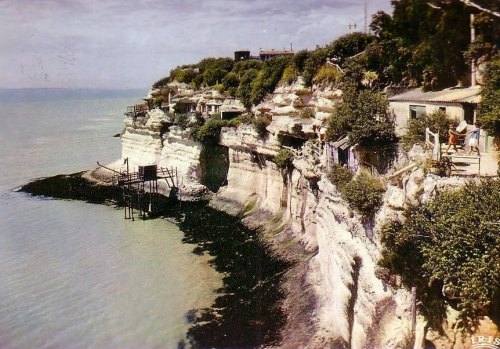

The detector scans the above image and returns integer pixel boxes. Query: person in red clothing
[445,124,460,153]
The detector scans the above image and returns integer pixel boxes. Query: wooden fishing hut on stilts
[97,159,179,220]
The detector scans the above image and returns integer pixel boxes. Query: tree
[222,72,239,96]
[326,79,396,146]
[237,69,259,110]
[365,0,495,89]
[479,55,500,137]
[325,32,374,62]
[292,50,310,74]
[380,180,500,332]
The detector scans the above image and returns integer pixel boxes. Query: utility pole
[470,13,476,86]
[364,1,368,34]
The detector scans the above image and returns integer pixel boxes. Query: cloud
[0,0,392,88]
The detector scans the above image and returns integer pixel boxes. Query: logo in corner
[470,335,500,349]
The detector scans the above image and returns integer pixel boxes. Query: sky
[0,0,393,89]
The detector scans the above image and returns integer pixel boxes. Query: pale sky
[0,0,392,89]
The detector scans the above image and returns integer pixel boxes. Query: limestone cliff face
[113,82,435,348]
[119,109,210,200]
[212,125,415,348]
[120,108,170,167]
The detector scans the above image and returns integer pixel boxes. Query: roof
[333,136,350,150]
[259,50,294,55]
[388,86,481,104]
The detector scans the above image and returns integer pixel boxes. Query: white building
[388,86,497,153]
[388,86,481,137]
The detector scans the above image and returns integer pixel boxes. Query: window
[463,104,474,124]
[439,106,446,112]
[409,105,426,119]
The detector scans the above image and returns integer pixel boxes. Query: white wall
[390,101,467,137]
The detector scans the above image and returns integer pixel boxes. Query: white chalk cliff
[93,81,466,348]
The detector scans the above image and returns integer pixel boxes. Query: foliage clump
[327,166,385,219]
[274,149,294,170]
[253,116,271,138]
[190,118,228,145]
[343,171,385,219]
[326,79,396,146]
[366,1,498,90]
[479,55,500,137]
[380,179,500,332]
[328,164,353,189]
[299,107,316,119]
[402,109,453,150]
[280,65,297,85]
[313,64,342,85]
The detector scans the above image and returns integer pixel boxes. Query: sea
[0,89,223,349]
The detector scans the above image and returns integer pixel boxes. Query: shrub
[479,55,500,137]
[293,50,310,74]
[222,72,239,96]
[299,107,316,119]
[402,110,452,150]
[237,69,259,109]
[280,65,297,85]
[191,118,227,145]
[153,76,170,89]
[343,171,385,219]
[328,164,353,189]
[253,116,271,137]
[214,84,224,92]
[228,113,253,127]
[274,149,294,170]
[380,179,500,332]
[174,113,189,129]
[302,48,329,87]
[313,64,342,84]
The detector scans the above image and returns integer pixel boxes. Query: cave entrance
[199,145,230,193]
[278,134,307,149]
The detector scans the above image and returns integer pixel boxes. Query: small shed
[234,50,250,61]
[325,136,358,171]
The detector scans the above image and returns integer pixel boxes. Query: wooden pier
[97,160,178,220]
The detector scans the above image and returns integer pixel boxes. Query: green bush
[174,113,189,129]
[402,110,452,150]
[253,116,271,137]
[479,55,500,137]
[343,171,385,219]
[280,65,297,85]
[380,179,500,332]
[190,118,227,145]
[274,149,294,170]
[313,64,342,84]
[228,113,253,127]
[328,164,353,189]
[299,107,316,119]
[293,50,310,74]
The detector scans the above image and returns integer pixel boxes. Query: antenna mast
[364,0,368,33]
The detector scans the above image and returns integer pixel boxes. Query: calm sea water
[0,89,222,349]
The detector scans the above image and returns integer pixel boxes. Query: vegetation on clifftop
[479,55,500,137]
[380,179,500,332]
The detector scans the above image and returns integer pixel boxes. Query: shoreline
[21,171,295,348]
